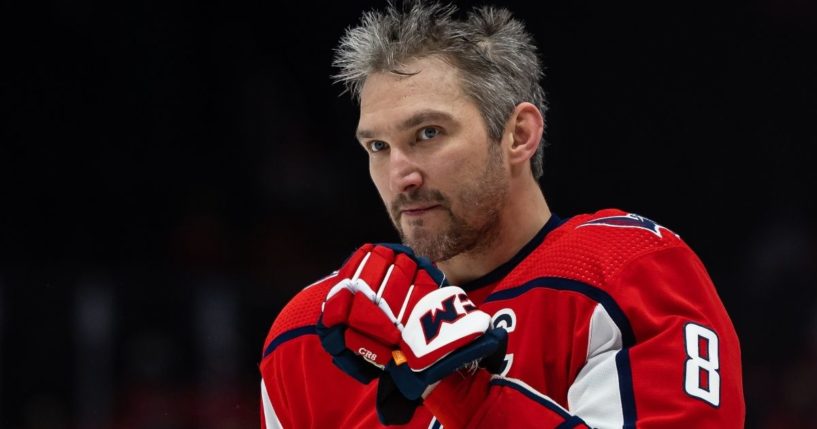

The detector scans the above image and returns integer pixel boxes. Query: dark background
[2,0,816,428]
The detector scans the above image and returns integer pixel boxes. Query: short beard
[389,144,507,262]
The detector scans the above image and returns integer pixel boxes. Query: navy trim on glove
[386,327,509,400]
[315,319,381,384]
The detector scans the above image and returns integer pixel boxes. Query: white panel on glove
[401,286,492,365]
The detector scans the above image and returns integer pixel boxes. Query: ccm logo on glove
[401,287,492,367]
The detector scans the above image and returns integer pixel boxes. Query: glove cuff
[376,372,422,426]
[387,327,508,400]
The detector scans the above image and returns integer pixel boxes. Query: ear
[503,102,544,171]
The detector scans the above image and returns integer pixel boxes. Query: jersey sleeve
[258,275,345,429]
[423,245,745,429]
[260,324,369,429]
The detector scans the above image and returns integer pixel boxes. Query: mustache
[390,188,448,218]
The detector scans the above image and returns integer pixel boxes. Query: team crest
[577,213,675,238]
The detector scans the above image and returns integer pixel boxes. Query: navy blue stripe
[484,276,638,428]
[263,325,316,358]
[483,276,635,347]
[616,350,638,428]
[491,378,575,420]
[460,213,565,291]
[430,419,442,429]
[556,415,587,429]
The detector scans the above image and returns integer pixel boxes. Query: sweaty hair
[333,0,548,180]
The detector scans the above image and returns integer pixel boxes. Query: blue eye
[418,127,439,140]
[368,140,388,152]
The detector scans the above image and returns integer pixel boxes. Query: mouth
[400,204,441,217]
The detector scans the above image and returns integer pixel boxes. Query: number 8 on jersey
[684,323,720,407]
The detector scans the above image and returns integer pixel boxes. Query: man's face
[356,56,509,262]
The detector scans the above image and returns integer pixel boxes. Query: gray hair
[333,1,548,179]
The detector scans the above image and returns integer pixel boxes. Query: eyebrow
[356,109,455,140]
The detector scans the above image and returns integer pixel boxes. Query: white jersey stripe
[567,303,625,428]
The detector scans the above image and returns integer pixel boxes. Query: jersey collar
[459,213,565,292]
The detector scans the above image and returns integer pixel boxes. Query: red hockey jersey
[259,209,745,428]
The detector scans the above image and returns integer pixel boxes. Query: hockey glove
[317,243,507,399]
[316,243,444,382]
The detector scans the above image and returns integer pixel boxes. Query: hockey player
[259,2,745,427]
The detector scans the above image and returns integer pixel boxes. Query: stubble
[389,144,507,262]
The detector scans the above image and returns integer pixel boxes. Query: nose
[389,148,423,194]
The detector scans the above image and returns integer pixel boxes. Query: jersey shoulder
[261,272,338,358]
[504,208,690,289]
[556,208,683,247]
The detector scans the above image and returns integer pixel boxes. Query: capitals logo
[577,213,677,238]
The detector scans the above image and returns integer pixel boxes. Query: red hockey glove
[316,243,508,423]
[315,243,404,384]
[317,243,447,378]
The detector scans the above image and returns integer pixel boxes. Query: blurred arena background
[1,0,815,427]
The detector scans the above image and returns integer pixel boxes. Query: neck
[437,179,551,285]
